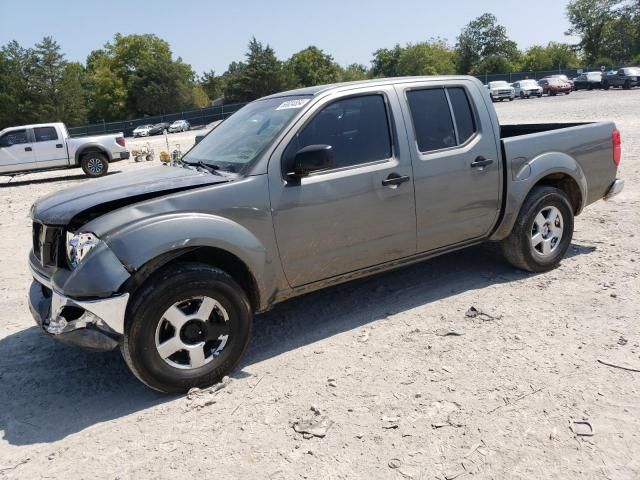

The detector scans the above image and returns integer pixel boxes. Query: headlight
[66,232,101,268]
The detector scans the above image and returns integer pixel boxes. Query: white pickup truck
[0,122,130,178]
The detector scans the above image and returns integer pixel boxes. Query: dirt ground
[0,90,638,480]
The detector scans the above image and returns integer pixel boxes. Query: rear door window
[34,126,59,142]
[406,87,477,152]
[447,87,476,144]
[406,88,456,152]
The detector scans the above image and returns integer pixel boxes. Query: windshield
[489,81,509,88]
[521,80,538,87]
[184,95,310,171]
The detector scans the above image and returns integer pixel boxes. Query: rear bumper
[604,178,624,200]
[112,150,130,162]
[28,264,128,352]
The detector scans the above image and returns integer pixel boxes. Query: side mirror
[289,144,334,179]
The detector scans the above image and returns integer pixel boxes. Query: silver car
[169,120,190,133]
[513,79,543,98]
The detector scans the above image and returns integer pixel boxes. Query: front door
[0,128,36,173]
[269,88,416,287]
[395,80,501,252]
[32,126,68,165]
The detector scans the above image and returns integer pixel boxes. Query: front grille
[32,222,64,267]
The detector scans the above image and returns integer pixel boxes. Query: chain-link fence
[473,65,623,84]
[67,102,248,138]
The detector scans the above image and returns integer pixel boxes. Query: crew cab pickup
[27,76,624,393]
[602,67,640,90]
[0,122,129,178]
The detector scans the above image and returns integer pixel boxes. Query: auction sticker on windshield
[276,99,310,110]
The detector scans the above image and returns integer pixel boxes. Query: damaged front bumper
[28,264,129,352]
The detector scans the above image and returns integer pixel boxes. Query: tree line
[1,1,638,130]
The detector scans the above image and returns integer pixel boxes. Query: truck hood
[32,165,230,227]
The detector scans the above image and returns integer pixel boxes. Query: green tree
[286,46,340,87]
[85,33,197,119]
[223,38,286,102]
[339,63,369,81]
[469,55,516,75]
[31,36,67,121]
[396,40,457,76]
[521,42,579,71]
[192,85,210,108]
[57,62,89,125]
[456,13,520,74]
[371,44,403,77]
[200,70,224,101]
[566,0,618,63]
[128,57,196,115]
[0,41,38,127]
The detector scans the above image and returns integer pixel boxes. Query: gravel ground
[0,90,638,479]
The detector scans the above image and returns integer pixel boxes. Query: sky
[0,0,578,75]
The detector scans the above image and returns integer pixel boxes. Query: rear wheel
[500,186,574,273]
[603,80,610,90]
[80,152,109,178]
[121,263,252,393]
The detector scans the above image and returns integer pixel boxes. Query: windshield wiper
[181,160,224,176]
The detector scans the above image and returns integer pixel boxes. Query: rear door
[0,128,36,173]
[32,126,68,166]
[269,86,417,287]
[395,80,501,253]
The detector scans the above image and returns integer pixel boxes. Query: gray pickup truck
[28,76,624,393]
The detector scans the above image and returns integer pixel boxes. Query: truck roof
[262,76,481,99]
[1,122,66,132]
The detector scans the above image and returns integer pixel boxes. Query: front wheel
[121,263,252,393]
[500,186,574,273]
[603,81,610,90]
[81,153,109,178]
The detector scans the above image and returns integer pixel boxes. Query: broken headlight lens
[66,232,101,268]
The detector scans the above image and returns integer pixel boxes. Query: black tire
[603,81,610,90]
[500,186,574,273]
[80,152,109,178]
[624,80,631,90]
[121,262,253,393]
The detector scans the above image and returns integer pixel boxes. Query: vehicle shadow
[0,242,596,446]
[0,171,120,188]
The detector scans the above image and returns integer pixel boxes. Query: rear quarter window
[447,87,476,144]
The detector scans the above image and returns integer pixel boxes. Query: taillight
[116,136,125,147]
[612,129,621,166]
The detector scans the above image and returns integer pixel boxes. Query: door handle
[382,174,411,187]
[56,143,63,148]
[470,157,493,168]
[24,146,32,152]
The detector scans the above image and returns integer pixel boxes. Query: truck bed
[500,123,594,138]
[500,121,617,207]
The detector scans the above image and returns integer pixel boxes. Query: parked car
[487,81,515,101]
[28,76,624,392]
[148,122,171,136]
[169,120,190,133]
[539,78,572,96]
[602,67,640,90]
[513,79,543,98]
[573,71,603,90]
[1,122,129,178]
[132,124,154,137]
[548,74,575,90]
